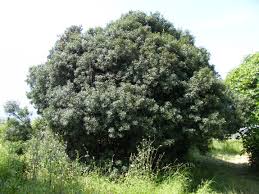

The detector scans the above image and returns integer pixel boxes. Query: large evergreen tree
[27,11,241,161]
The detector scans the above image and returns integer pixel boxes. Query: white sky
[0,0,259,117]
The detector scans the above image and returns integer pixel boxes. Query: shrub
[225,53,259,167]
[242,125,259,167]
[0,125,26,194]
[25,130,82,193]
[27,11,241,161]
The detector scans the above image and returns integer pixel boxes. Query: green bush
[225,53,259,167]
[27,11,241,161]
[242,126,259,167]
[0,122,83,193]
[24,130,82,193]
[0,126,26,194]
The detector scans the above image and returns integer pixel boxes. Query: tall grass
[0,125,83,194]
[0,124,215,194]
[24,130,83,193]
[209,139,243,155]
[81,140,192,194]
[5,123,257,194]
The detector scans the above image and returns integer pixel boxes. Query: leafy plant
[225,53,259,167]
[25,130,82,193]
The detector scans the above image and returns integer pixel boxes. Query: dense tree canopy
[225,53,259,167]
[27,12,241,161]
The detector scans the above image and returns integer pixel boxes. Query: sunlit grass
[209,139,243,155]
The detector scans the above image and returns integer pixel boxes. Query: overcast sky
[0,0,259,117]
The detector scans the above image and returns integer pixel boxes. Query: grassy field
[0,123,258,194]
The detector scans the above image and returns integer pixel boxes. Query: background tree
[225,53,259,167]
[4,101,32,141]
[27,11,241,161]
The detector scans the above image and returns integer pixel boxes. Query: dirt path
[191,151,259,193]
[217,154,249,164]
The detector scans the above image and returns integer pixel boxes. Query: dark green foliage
[4,101,32,142]
[225,53,259,167]
[27,11,241,161]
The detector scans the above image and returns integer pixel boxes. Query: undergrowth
[1,123,258,193]
[0,123,216,194]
